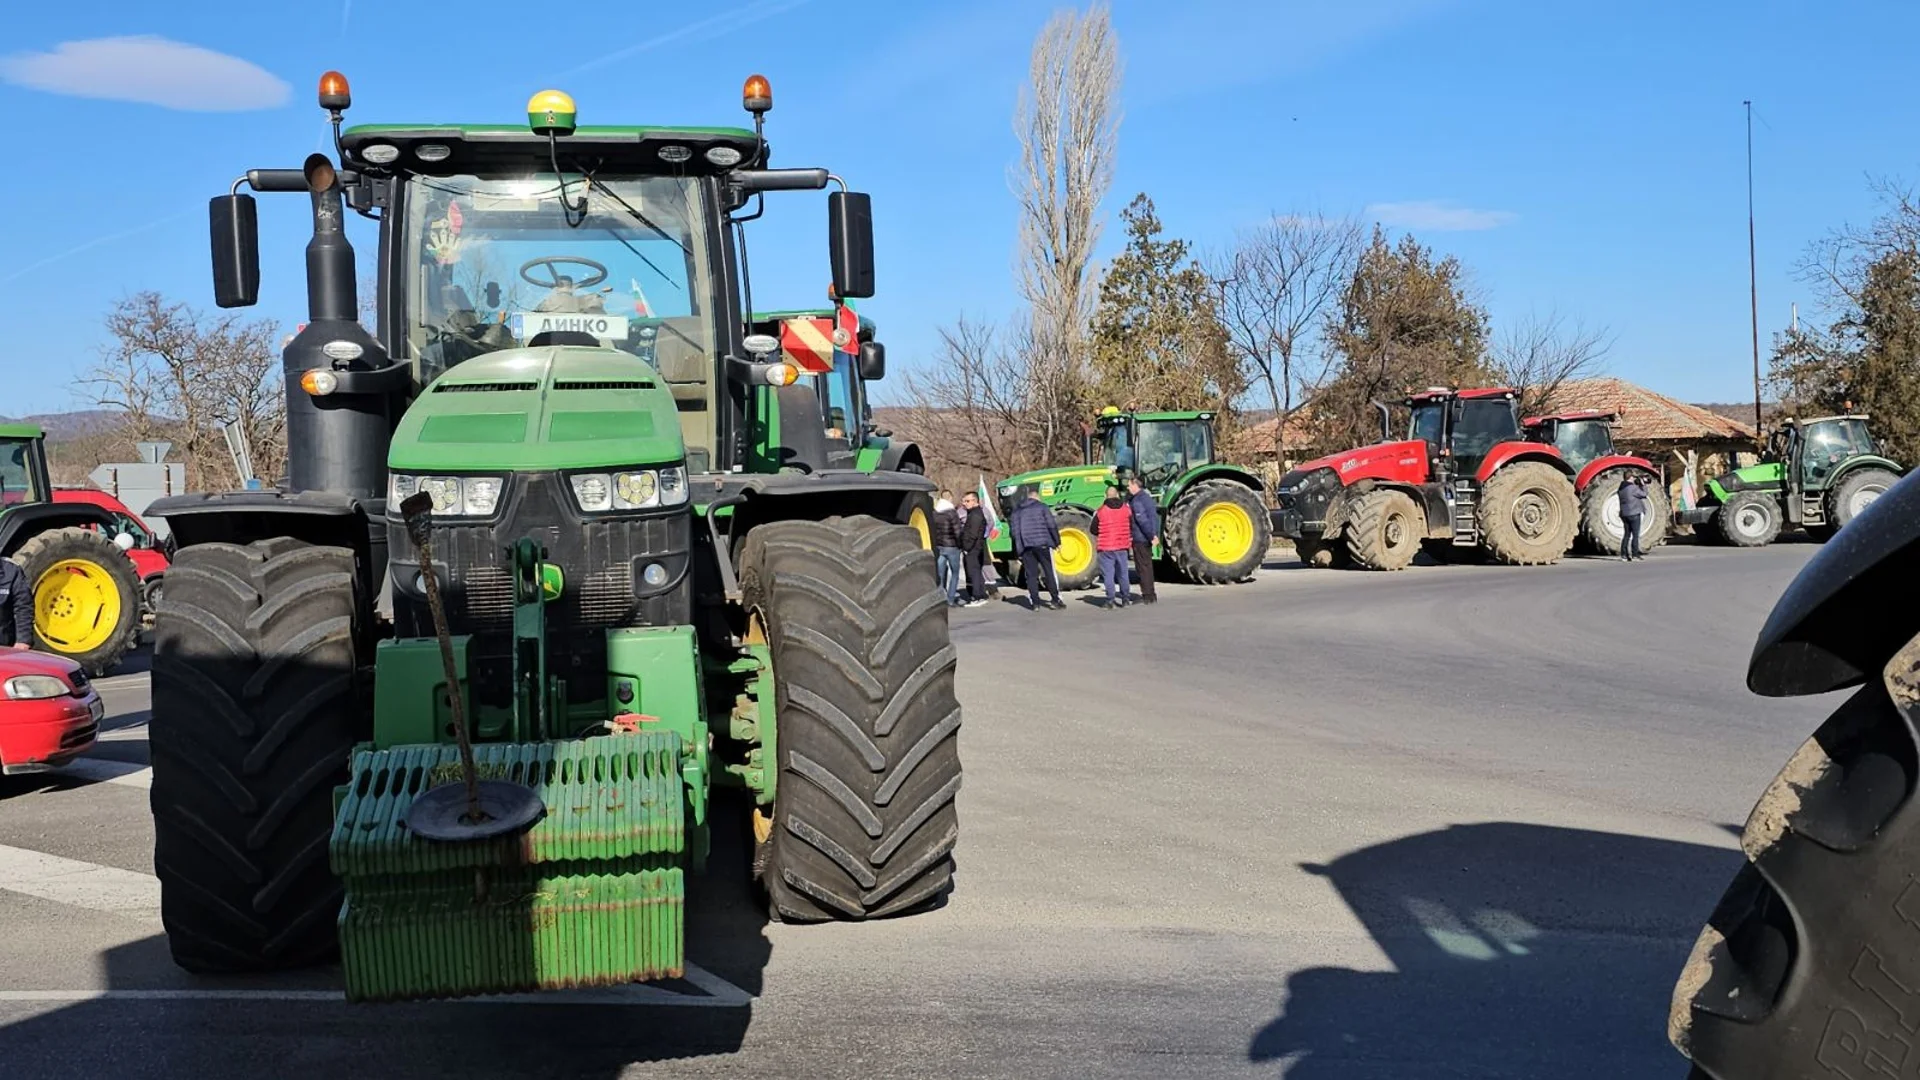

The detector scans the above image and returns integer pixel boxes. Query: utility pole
[1745,101,1763,435]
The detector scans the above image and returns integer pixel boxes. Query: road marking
[91,674,151,690]
[98,724,147,743]
[55,758,152,789]
[0,965,751,1006]
[0,843,160,924]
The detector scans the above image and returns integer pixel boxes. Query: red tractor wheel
[1478,462,1578,566]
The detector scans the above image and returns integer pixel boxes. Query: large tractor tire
[1580,470,1671,557]
[1343,488,1422,571]
[11,526,141,676]
[149,539,364,973]
[1167,480,1271,584]
[1718,490,1782,548]
[1477,462,1579,566]
[1667,473,1920,1078]
[741,516,962,922]
[1827,466,1899,533]
[1050,507,1098,591]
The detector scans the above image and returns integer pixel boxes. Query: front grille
[554,380,650,391]
[388,472,692,635]
[60,722,97,750]
[434,382,538,393]
[67,670,89,695]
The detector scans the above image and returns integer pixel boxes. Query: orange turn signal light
[742,74,771,115]
[300,369,340,396]
[319,71,351,111]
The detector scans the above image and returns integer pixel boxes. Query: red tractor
[1522,410,1668,557]
[1273,387,1579,570]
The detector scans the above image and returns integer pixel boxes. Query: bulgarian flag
[977,475,1002,540]
[631,279,653,317]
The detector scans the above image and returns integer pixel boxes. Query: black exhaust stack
[282,152,394,502]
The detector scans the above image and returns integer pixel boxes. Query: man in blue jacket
[1008,486,1065,611]
[1126,476,1160,604]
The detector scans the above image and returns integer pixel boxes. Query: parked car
[53,487,170,612]
[0,649,103,775]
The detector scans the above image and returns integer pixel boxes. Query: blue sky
[3,0,1918,416]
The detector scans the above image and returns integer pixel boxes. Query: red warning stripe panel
[833,303,859,353]
[780,317,836,373]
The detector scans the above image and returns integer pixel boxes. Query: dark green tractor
[143,74,960,1001]
[1676,414,1903,547]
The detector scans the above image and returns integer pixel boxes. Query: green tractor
[142,73,961,1001]
[989,407,1270,588]
[1675,414,1903,547]
[0,424,142,674]
[748,306,932,544]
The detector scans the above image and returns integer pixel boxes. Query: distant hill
[0,410,125,441]
[1692,401,1783,426]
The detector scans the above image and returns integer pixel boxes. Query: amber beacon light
[742,74,772,115]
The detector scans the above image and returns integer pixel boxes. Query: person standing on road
[958,491,990,607]
[1095,485,1133,610]
[932,489,965,606]
[1008,486,1065,611]
[1126,476,1160,605]
[1618,473,1650,562]
[0,559,33,650]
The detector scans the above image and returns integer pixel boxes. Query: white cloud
[0,36,288,111]
[1365,200,1516,232]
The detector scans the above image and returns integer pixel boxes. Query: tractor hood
[994,464,1112,501]
[1283,440,1430,488]
[389,347,685,472]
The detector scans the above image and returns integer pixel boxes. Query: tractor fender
[147,490,381,598]
[874,438,925,475]
[1475,445,1574,484]
[0,502,120,558]
[1574,454,1657,492]
[1747,468,1920,697]
[1164,463,1267,508]
[1827,453,1906,483]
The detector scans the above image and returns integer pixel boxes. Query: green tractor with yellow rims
[142,73,961,1000]
[989,407,1270,588]
[748,306,933,546]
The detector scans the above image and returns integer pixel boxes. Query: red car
[0,649,103,775]
[53,487,170,610]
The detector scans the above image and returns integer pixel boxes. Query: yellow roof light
[527,89,577,135]
[743,74,772,115]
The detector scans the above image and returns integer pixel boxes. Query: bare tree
[1210,213,1363,462]
[86,292,285,490]
[898,319,1048,488]
[1010,1,1121,462]
[1488,310,1613,416]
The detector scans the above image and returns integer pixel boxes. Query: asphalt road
[0,539,1837,1079]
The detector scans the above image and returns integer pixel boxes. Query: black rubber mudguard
[1671,468,1920,1077]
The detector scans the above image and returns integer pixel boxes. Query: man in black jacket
[0,560,34,650]
[958,492,990,607]
[932,490,965,606]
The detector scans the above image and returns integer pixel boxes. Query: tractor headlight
[4,674,69,700]
[388,473,506,517]
[569,466,689,512]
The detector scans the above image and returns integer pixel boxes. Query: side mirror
[829,191,875,299]
[210,193,261,308]
[858,340,885,381]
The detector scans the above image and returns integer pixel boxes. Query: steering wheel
[519,257,608,290]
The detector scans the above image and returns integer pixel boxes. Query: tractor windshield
[1097,420,1134,469]
[0,436,41,506]
[1552,420,1615,471]
[1134,421,1188,487]
[401,173,718,392]
[1800,418,1878,488]
[1408,402,1446,453]
[1451,398,1519,464]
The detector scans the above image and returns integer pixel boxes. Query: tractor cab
[1089,408,1219,493]
[1403,387,1525,479]
[1782,415,1877,491]
[1523,410,1619,473]
[0,427,48,508]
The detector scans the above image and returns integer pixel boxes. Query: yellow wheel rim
[34,558,124,654]
[1055,527,1094,577]
[908,506,932,550]
[1194,502,1255,565]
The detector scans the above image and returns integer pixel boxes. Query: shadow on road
[0,794,770,1079]
[1249,822,1741,1079]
